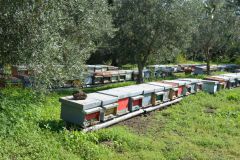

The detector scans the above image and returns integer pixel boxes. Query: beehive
[87,65,95,73]
[94,65,103,72]
[84,73,94,86]
[222,73,240,86]
[124,70,133,81]
[143,69,151,79]
[178,78,203,93]
[212,75,236,89]
[102,71,112,84]
[202,80,219,94]
[87,93,118,122]
[109,71,119,82]
[59,96,102,128]
[118,70,127,82]
[204,77,227,90]
[116,86,144,112]
[98,88,132,115]
[138,84,165,106]
[93,72,104,84]
[147,82,176,101]
[163,80,190,96]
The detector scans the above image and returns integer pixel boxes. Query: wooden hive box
[177,78,203,93]
[59,96,102,128]
[163,80,189,97]
[201,80,219,94]
[223,73,240,86]
[93,71,104,84]
[204,77,227,90]
[114,86,144,112]
[212,75,236,89]
[98,88,132,115]
[147,82,176,101]
[138,84,165,106]
[87,93,118,122]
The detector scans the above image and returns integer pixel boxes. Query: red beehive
[162,81,182,97]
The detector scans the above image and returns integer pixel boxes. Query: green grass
[1,85,240,159]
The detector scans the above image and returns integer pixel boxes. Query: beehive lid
[223,74,240,80]
[212,76,230,81]
[87,93,118,106]
[147,82,173,90]
[109,70,119,75]
[164,80,188,86]
[178,78,202,83]
[201,80,219,84]
[59,96,101,110]
[138,84,164,93]
[98,88,134,99]
[116,86,145,96]
[204,77,226,82]
[118,70,126,74]
[215,75,235,81]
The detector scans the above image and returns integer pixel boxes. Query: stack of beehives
[60,73,240,129]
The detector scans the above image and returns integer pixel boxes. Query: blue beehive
[138,84,165,106]
[60,96,102,128]
[202,80,219,94]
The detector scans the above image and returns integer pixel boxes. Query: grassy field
[1,85,240,159]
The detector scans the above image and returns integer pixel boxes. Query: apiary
[202,80,219,94]
[178,78,203,93]
[118,70,127,81]
[147,82,177,101]
[87,93,118,122]
[60,96,102,128]
[93,72,104,84]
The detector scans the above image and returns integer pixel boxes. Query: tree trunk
[206,48,211,75]
[137,63,144,84]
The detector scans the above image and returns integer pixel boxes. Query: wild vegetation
[1,86,240,159]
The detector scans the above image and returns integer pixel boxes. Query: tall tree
[112,0,185,83]
[189,0,238,74]
[0,0,114,90]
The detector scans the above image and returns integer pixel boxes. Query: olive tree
[0,0,114,91]
[112,0,188,83]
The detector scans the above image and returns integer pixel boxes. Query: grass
[1,79,240,159]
